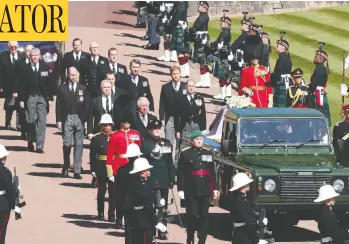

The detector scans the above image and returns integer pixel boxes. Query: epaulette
[202,147,212,151]
[93,132,101,137]
[288,85,294,88]
[181,146,191,152]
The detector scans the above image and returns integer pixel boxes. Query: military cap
[249,24,261,32]
[198,1,209,9]
[315,50,328,60]
[120,112,134,123]
[244,34,263,61]
[276,39,289,50]
[220,16,231,26]
[147,119,162,130]
[342,104,349,111]
[189,130,203,139]
[291,68,303,78]
[261,32,269,38]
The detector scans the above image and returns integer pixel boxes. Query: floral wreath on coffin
[225,95,256,108]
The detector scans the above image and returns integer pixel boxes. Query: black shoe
[134,22,146,28]
[108,214,115,223]
[115,218,124,229]
[21,132,27,141]
[36,149,44,154]
[97,212,104,221]
[74,173,82,179]
[141,35,148,41]
[144,43,159,50]
[158,233,168,240]
[27,143,34,152]
[91,178,97,188]
[61,169,69,178]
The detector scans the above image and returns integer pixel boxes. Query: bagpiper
[177,130,219,244]
[203,10,232,99]
[314,185,349,244]
[157,1,174,62]
[129,157,168,244]
[286,68,309,108]
[238,31,272,108]
[89,114,115,221]
[141,119,176,240]
[270,32,292,107]
[260,32,271,70]
[332,104,349,167]
[230,173,268,244]
[188,1,210,88]
[308,42,331,126]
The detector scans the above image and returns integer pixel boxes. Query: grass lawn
[195,5,349,128]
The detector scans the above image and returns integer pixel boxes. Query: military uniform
[309,49,331,126]
[0,163,15,244]
[141,120,176,240]
[156,1,174,62]
[286,68,309,108]
[177,131,218,244]
[260,32,271,69]
[333,105,349,167]
[90,131,115,220]
[144,1,160,50]
[169,1,189,54]
[270,41,292,107]
[231,192,259,244]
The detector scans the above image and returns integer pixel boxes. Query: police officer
[333,104,349,167]
[270,32,292,107]
[314,185,349,244]
[90,114,115,221]
[230,172,268,244]
[188,1,210,87]
[141,119,176,240]
[0,145,16,244]
[286,68,309,108]
[129,157,167,244]
[177,130,219,244]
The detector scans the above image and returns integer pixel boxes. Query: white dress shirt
[31,62,39,72]
[69,82,76,92]
[132,75,139,86]
[187,93,195,103]
[109,62,118,73]
[10,53,18,63]
[91,55,99,63]
[102,95,112,112]
[139,112,147,126]
[73,51,81,61]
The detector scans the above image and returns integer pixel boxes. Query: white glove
[227,52,234,61]
[213,190,220,199]
[202,37,207,45]
[162,16,167,24]
[14,206,21,214]
[155,223,167,232]
[153,144,161,153]
[18,184,21,191]
[92,172,96,178]
[268,103,273,108]
[245,90,253,97]
[159,198,165,207]
[341,84,348,96]
[258,240,268,244]
[182,22,188,30]
[108,176,114,182]
[263,218,268,225]
[159,4,165,12]
[178,191,185,199]
[217,41,223,50]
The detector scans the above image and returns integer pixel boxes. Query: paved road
[1,2,320,243]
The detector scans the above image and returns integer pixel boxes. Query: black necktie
[93,57,97,66]
[106,96,109,112]
[34,65,38,73]
[141,114,146,124]
[112,64,115,73]
[75,53,79,61]
[190,96,194,106]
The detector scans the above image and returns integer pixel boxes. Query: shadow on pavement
[195,92,214,99]
[117,33,141,39]
[105,20,134,28]
[0,135,21,140]
[32,163,63,168]
[62,213,96,220]
[60,182,93,188]
[144,69,169,76]
[125,53,158,61]
[113,10,137,16]
[6,146,29,152]
[118,42,143,48]
[149,62,171,69]
[272,225,320,242]
[53,132,62,136]
[105,231,125,237]
[67,220,115,229]
[27,172,62,178]
[46,123,57,128]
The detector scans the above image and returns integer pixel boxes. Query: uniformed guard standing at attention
[89,114,115,221]
[0,145,16,244]
[333,104,349,167]
[229,172,268,244]
[177,130,219,244]
[141,119,176,240]
[56,67,90,180]
[286,68,309,108]
[308,43,331,126]
[129,157,168,244]
[314,185,349,244]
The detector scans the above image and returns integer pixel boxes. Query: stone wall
[187,1,349,18]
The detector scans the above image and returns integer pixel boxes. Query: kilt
[191,43,208,64]
[169,27,190,53]
[273,84,287,107]
[230,70,241,85]
[312,94,331,127]
[214,60,230,80]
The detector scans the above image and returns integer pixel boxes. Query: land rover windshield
[239,117,330,146]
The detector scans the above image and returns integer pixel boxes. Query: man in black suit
[18,48,54,153]
[13,44,35,140]
[80,42,108,98]
[102,47,128,85]
[174,80,206,138]
[60,38,89,84]
[87,80,113,139]
[106,72,117,101]
[56,67,90,179]
[132,96,157,139]
[159,65,186,162]
[0,41,23,130]
[118,59,155,112]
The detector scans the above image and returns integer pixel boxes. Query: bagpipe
[157,2,174,36]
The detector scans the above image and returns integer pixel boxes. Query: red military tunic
[106,129,142,176]
[239,65,272,108]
